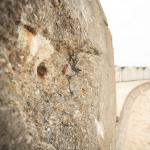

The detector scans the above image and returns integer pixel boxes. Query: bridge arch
[116,82,150,150]
[116,80,150,116]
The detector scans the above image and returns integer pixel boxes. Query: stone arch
[116,82,150,150]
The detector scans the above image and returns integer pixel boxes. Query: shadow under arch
[116,81,150,150]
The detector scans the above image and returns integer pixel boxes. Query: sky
[100,0,150,66]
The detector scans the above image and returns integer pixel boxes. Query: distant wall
[115,66,150,82]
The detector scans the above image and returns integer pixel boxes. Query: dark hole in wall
[24,25,36,35]
[116,116,119,123]
[37,62,47,77]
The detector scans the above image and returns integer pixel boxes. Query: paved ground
[116,80,150,116]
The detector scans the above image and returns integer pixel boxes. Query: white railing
[115,66,150,82]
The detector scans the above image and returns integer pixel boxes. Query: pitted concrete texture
[0,0,116,150]
[116,82,150,150]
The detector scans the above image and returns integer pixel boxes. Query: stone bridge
[116,81,150,150]
[116,80,150,116]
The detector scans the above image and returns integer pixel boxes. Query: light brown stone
[0,0,116,149]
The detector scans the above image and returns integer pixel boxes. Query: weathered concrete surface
[0,0,116,150]
[116,82,150,150]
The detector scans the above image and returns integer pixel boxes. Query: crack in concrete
[66,51,81,96]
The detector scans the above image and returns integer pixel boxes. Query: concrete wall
[0,0,116,150]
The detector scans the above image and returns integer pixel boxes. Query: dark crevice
[68,51,81,74]
[23,25,37,35]
[88,47,101,56]
[51,0,61,7]
[62,64,69,75]
[37,62,47,78]
[103,19,108,26]
[116,116,119,123]
[64,51,82,96]
[66,75,74,96]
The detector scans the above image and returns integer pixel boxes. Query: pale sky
[100,0,150,66]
